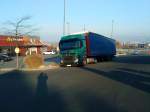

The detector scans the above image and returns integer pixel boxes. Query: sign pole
[63,0,66,36]
[15,47,20,69]
[16,53,19,69]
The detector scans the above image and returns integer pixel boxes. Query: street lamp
[67,22,70,35]
[111,20,114,38]
[63,0,66,36]
[83,24,86,31]
[15,47,20,69]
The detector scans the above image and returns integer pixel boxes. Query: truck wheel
[60,64,65,67]
[81,58,87,66]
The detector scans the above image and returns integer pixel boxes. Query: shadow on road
[44,57,61,64]
[0,71,65,112]
[81,67,150,93]
[75,92,119,112]
[36,72,48,98]
[118,68,150,76]
[33,72,65,112]
[113,56,150,64]
[0,70,123,112]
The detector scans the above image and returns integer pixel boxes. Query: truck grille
[63,56,75,63]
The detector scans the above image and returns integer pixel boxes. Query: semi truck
[59,32,116,66]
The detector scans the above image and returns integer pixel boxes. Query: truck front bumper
[60,61,79,67]
[60,57,80,67]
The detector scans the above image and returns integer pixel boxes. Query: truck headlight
[74,58,79,63]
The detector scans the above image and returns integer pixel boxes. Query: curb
[0,68,16,72]
[20,66,59,71]
[0,66,59,72]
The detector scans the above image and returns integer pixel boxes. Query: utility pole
[111,20,114,38]
[63,0,66,36]
[83,24,86,31]
[15,26,19,69]
[67,22,70,35]
[15,47,20,69]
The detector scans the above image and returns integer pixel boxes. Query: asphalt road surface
[0,55,150,112]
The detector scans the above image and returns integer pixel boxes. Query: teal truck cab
[59,32,116,66]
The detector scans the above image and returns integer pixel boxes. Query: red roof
[0,35,43,47]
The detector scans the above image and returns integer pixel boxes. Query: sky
[0,0,150,43]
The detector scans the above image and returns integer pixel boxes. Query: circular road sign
[15,47,20,54]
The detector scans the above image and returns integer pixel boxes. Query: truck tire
[81,58,87,66]
[60,64,65,67]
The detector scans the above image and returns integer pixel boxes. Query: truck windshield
[59,39,82,51]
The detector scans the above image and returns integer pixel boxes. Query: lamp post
[83,24,86,31]
[67,22,70,35]
[15,47,20,69]
[111,20,114,38]
[15,28,19,69]
[63,0,66,36]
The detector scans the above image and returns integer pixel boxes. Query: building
[0,35,45,56]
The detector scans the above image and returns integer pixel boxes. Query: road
[0,55,150,112]
[0,56,24,69]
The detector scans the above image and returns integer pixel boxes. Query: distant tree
[0,16,38,56]
[2,16,38,37]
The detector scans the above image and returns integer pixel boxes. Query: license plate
[67,65,71,67]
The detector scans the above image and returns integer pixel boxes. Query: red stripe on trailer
[85,33,90,57]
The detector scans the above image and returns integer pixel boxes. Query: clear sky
[0,0,150,43]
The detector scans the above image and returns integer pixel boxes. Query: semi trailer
[59,32,116,66]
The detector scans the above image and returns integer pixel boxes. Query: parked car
[0,55,12,62]
[43,51,56,55]
[130,51,140,55]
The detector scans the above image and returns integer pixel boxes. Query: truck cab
[59,33,86,66]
